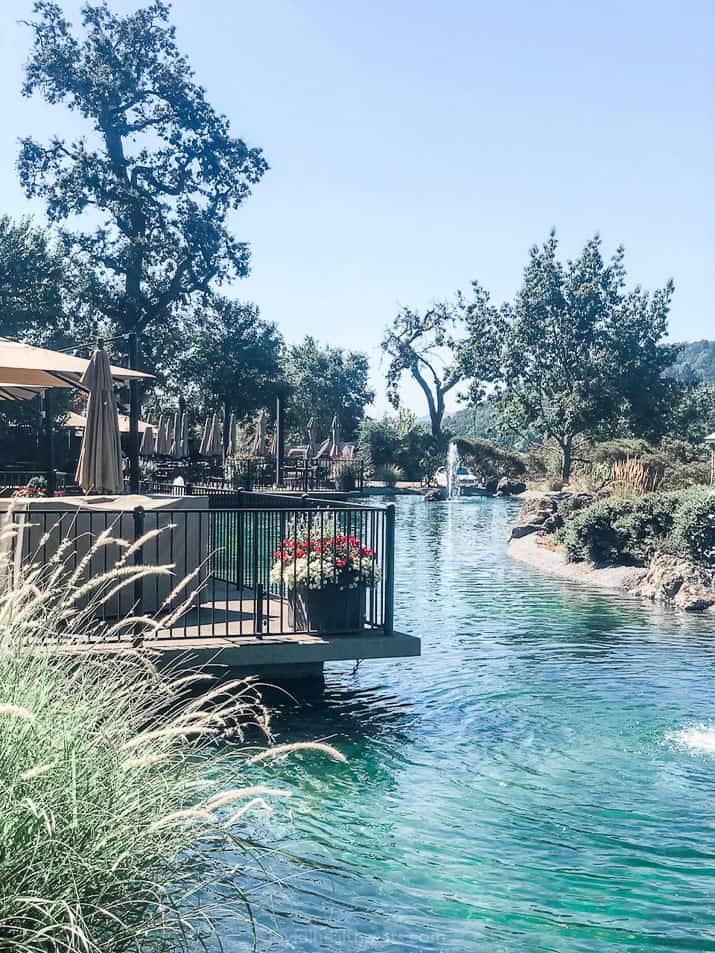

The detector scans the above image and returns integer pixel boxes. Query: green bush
[375,463,404,487]
[562,489,707,565]
[563,497,631,563]
[669,490,715,566]
[454,436,527,482]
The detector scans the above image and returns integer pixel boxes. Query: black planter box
[288,583,366,633]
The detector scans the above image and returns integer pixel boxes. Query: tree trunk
[560,435,573,483]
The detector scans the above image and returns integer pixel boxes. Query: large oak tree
[18,0,267,366]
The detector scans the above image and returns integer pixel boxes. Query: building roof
[705,432,715,445]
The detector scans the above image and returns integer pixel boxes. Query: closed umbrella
[179,412,189,458]
[202,413,222,457]
[199,415,211,456]
[329,415,341,458]
[168,412,180,459]
[74,346,123,494]
[225,411,236,457]
[139,424,156,456]
[250,409,267,457]
[306,416,317,459]
[156,415,170,456]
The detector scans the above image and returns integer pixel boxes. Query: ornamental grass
[0,510,344,952]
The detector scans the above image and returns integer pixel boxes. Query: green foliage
[562,489,708,566]
[374,464,404,487]
[382,285,504,437]
[668,340,715,385]
[669,491,715,567]
[175,297,285,421]
[497,232,675,480]
[0,215,70,346]
[585,436,710,491]
[358,417,402,474]
[452,436,526,481]
[283,336,374,444]
[19,0,267,366]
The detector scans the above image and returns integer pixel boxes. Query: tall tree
[283,337,374,444]
[18,0,267,365]
[0,215,70,345]
[498,232,675,481]
[175,298,285,438]
[382,286,505,437]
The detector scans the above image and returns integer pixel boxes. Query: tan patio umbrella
[65,411,151,434]
[206,413,223,457]
[305,416,317,458]
[167,412,179,459]
[75,346,123,494]
[0,337,151,389]
[225,411,236,457]
[250,409,267,456]
[179,412,189,458]
[155,415,170,455]
[139,424,156,456]
[199,415,211,456]
[329,415,342,458]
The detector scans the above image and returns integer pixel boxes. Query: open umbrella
[250,409,267,457]
[75,346,123,494]
[139,424,156,456]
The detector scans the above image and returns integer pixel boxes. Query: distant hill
[669,340,715,384]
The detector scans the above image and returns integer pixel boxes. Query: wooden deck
[83,580,421,678]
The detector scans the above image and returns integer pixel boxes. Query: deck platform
[85,581,420,679]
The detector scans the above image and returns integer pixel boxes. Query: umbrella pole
[128,332,140,494]
[42,389,56,496]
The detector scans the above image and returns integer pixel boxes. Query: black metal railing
[148,457,364,493]
[5,497,394,643]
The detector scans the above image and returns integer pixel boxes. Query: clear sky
[0,0,713,415]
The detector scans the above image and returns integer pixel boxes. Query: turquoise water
[229,495,715,951]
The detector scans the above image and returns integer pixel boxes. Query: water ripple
[218,495,715,952]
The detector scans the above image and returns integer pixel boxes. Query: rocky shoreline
[508,492,715,613]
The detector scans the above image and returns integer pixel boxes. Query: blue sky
[0,0,713,414]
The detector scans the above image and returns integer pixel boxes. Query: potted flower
[270,527,379,633]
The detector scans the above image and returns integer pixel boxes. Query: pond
[227,494,715,952]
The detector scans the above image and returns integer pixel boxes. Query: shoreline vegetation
[507,489,715,613]
[0,514,346,950]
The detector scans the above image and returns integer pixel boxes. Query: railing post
[132,505,145,645]
[383,503,396,635]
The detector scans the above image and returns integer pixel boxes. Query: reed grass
[0,509,344,952]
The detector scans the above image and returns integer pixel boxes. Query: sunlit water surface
[219,495,715,952]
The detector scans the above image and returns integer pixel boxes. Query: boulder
[496,478,528,496]
[509,522,545,539]
[423,488,446,503]
[541,513,563,534]
[629,553,715,611]
[484,477,499,494]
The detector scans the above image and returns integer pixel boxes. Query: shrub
[669,490,715,566]
[562,488,710,566]
[453,437,527,483]
[374,464,404,487]
[563,497,632,563]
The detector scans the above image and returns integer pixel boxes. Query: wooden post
[128,332,140,494]
[42,389,56,496]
